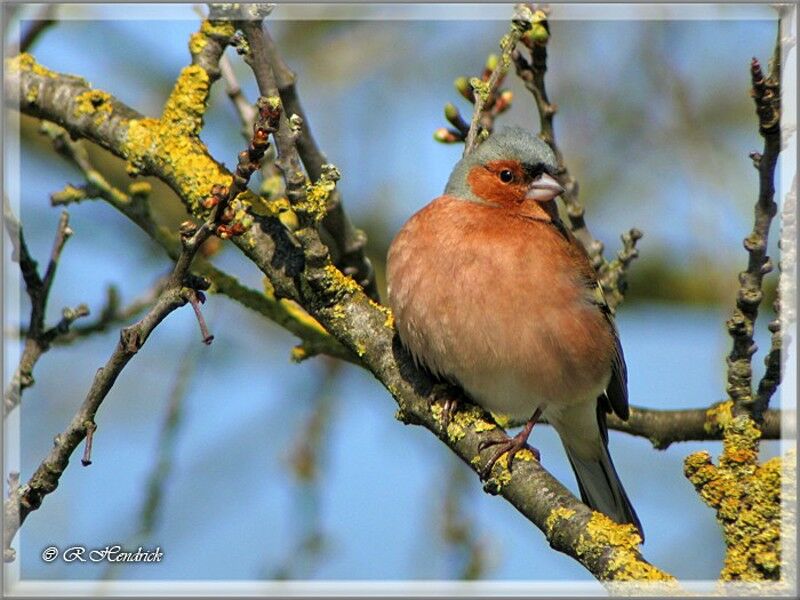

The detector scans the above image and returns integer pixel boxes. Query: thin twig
[50,282,167,345]
[436,57,514,145]
[726,36,783,421]
[187,290,214,345]
[755,175,796,415]
[512,4,643,307]
[219,52,257,134]
[599,228,644,313]
[43,122,350,361]
[463,6,531,155]
[18,4,58,53]
[2,200,87,418]
[512,4,605,267]
[3,218,214,562]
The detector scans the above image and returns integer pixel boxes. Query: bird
[386,126,643,537]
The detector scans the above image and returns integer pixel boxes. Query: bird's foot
[477,414,540,480]
[430,383,461,430]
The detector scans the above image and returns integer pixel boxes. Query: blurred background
[3,2,796,589]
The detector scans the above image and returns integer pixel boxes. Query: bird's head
[444,127,564,212]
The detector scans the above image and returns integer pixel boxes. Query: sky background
[3,2,797,592]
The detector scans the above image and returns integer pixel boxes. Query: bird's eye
[499,169,514,183]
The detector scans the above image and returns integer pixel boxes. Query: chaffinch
[386,127,643,537]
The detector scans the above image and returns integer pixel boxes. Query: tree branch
[48,282,166,345]
[2,199,89,418]
[258,25,379,301]
[511,4,643,312]
[684,12,791,582]
[606,402,786,450]
[512,6,603,265]
[756,176,795,416]
[463,6,531,155]
[37,81,350,362]
[726,33,783,422]
[18,4,58,53]
[3,220,214,562]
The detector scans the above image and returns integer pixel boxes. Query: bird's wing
[552,214,630,424]
[587,278,630,424]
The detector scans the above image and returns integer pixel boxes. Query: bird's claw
[477,434,540,481]
[441,397,459,429]
[430,384,461,431]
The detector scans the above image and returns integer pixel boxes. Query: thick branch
[606,402,786,450]
[260,26,379,301]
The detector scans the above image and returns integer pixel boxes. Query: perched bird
[386,127,642,537]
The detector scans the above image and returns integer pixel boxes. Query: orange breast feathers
[386,195,615,411]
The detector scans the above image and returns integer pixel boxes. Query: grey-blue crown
[444,127,557,199]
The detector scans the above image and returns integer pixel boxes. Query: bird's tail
[564,442,644,541]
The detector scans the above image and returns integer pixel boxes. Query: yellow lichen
[290,345,308,362]
[545,506,576,536]
[25,84,38,103]
[365,300,394,330]
[300,165,340,223]
[51,184,86,204]
[430,402,444,423]
[161,65,210,137]
[263,277,276,300]
[705,400,734,435]
[574,512,673,581]
[189,31,207,56]
[685,413,785,581]
[6,53,60,79]
[127,181,152,197]
[473,419,497,433]
[74,90,113,125]
[490,412,511,428]
[122,109,228,211]
[492,463,512,487]
[446,420,466,442]
[515,448,536,462]
[322,264,363,298]
[200,19,235,39]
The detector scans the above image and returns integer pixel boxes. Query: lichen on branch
[684,402,789,582]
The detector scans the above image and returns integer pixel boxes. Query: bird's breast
[386,196,614,419]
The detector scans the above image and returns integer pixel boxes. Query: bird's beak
[526,173,564,202]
